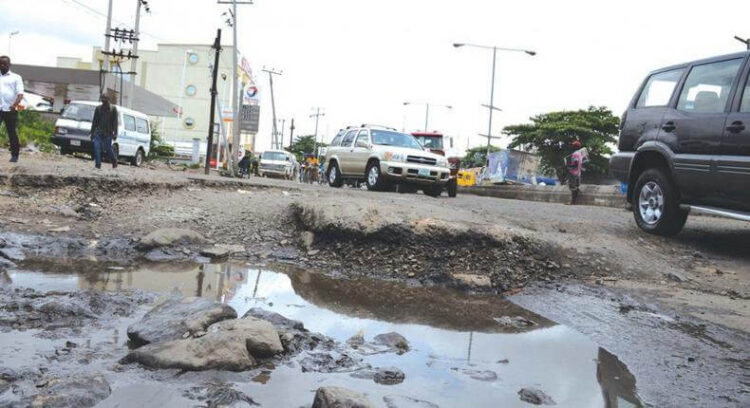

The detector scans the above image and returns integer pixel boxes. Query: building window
[184,117,195,129]
[187,52,199,65]
[185,85,197,96]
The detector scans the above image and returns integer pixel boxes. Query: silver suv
[324,125,450,196]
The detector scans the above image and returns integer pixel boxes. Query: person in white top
[0,56,24,163]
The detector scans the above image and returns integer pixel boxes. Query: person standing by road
[565,140,588,205]
[90,94,118,169]
[0,56,24,163]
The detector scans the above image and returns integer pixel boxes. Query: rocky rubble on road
[7,374,112,408]
[0,287,152,332]
[126,296,237,346]
[312,386,373,408]
[518,387,556,405]
[183,383,259,407]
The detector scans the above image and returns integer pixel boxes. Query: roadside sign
[221,108,233,123]
[243,84,259,104]
[240,105,260,133]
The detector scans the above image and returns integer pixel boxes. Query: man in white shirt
[0,56,24,163]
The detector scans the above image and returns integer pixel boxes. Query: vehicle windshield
[371,130,423,149]
[262,151,288,161]
[61,103,96,122]
[413,136,443,150]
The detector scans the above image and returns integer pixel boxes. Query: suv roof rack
[360,123,397,131]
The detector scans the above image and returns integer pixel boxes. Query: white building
[58,43,258,158]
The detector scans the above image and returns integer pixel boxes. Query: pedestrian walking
[90,94,118,169]
[0,56,24,163]
[564,140,588,205]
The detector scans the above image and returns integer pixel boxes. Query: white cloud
[6,0,748,152]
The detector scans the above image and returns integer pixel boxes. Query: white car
[52,101,152,167]
[324,125,450,196]
[259,150,297,179]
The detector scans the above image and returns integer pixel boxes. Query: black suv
[610,51,750,235]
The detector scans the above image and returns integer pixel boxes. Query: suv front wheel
[633,168,688,236]
[365,161,387,191]
[327,161,343,187]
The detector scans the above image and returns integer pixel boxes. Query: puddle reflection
[7,261,643,407]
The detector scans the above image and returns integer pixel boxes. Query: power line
[59,0,166,42]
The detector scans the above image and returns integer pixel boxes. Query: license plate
[70,140,81,146]
[418,168,430,177]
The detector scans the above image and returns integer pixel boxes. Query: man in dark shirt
[90,94,118,169]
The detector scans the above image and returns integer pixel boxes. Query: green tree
[461,145,501,168]
[287,135,327,162]
[0,110,56,153]
[148,121,174,159]
[503,106,619,182]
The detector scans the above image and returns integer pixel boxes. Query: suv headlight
[384,152,406,162]
[437,158,448,167]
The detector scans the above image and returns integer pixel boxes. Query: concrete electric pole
[128,0,150,108]
[310,107,325,151]
[262,68,282,149]
[218,0,252,174]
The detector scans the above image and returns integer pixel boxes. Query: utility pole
[262,68,282,149]
[486,46,497,167]
[205,29,222,175]
[128,0,149,108]
[310,107,325,152]
[289,118,295,147]
[735,35,750,50]
[217,0,252,173]
[279,118,286,148]
[102,0,114,92]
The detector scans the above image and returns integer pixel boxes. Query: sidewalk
[459,183,627,208]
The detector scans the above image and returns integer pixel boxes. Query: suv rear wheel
[633,168,688,236]
[365,161,386,191]
[327,161,343,187]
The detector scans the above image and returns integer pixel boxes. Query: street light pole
[735,35,750,50]
[403,101,452,132]
[486,46,497,166]
[453,42,535,167]
[7,31,19,55]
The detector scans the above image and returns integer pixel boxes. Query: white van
[52,101,152,167]
[259,150,297,179]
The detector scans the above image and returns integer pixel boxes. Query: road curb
[459,184,627,208]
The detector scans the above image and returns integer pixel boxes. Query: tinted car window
[136,118,149,133]
[355,130,369,148]
[341,130,357,147]
[676,59,742,113]
[124,115,136,131]
[740,75,750,113]
[636,68,684,108]
[330,134,343,146]
[371,130,422,149]
[261,151,287,161]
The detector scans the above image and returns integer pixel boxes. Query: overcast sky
[2,0,748,153]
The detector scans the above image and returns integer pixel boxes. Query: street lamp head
[403,102,410,106]
[446,105,453,109]
[525,50,537,56]
[452,43,464,48]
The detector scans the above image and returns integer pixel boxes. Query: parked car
[259,150,297,179]
[324,125,450,196]
[610,51,750,235]
[20,92,53,112]
[52,101,151,166]
[411,131,460,197]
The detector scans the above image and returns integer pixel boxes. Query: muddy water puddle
[2,262,643,407]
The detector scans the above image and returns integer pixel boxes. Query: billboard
[486,149,543,185]
[240,104,260,133]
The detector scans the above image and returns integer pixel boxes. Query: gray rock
[518,387,556,405]
[383,395,439,408]
[666,271,688,282]
[138,228,207,250]
[209,317,283,358]
[493,316,537,329]
[451,368,498,382]
[0,367,17,394]
[184,384,259,408]
[373,332,409,353]
[347,330,365,348]
[312,386,372,408]
[301,231,315,250]
[127,296,237,346]
[243,308,304,331]
[201,246,231,258]
[300,352,368,373]
[0,257,16,270]
[26,375,111,408]
[0,247,24,262]
[122,330,257,371]
[374,367,405,385]
[123,317,281,371]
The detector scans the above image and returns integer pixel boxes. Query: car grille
[407,155,437,166]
